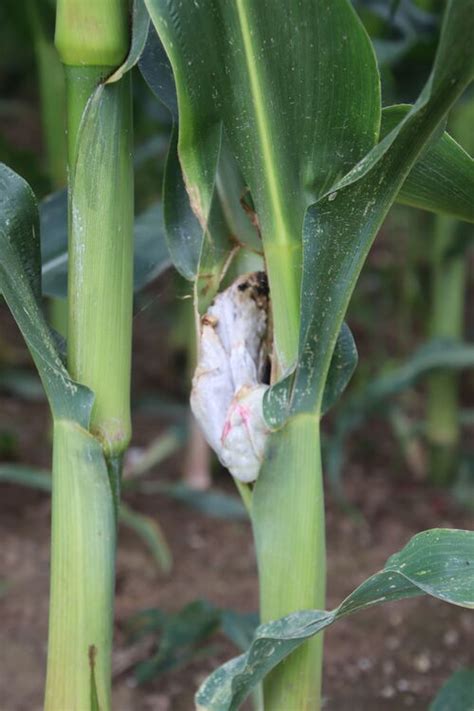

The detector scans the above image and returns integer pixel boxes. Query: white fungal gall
[191,272,271,482]
[221,384,269,482]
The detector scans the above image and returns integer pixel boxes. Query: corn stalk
[44,0,133,707]
[426,99,474,485]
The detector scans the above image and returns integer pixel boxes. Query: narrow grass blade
[120,502,172,573]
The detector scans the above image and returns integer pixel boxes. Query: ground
[0,287,473,711]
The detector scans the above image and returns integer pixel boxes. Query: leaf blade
[196,529,474,711]
[383,104,474,222]
[0,164,93,426]
[291,0,474,415]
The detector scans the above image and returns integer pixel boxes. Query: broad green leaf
[139,26,259,308]
[0,163,93,426]
[139,24,178,117]
[190,132,250,311]
[381,105,474,221]
[144,0,380,360]
[264,226,360,423]
[0,163,41,298]
[430,669,474,711]
[264,322,358,429]
[321,324,358,414]
[450,96,474,155]
[290,0,474,416]
[196,528,474,711]
[40,191,171,299]
[140,26,261,265]
[139,28,203,280]
[162,128,202,280]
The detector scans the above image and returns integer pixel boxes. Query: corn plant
[1,1,474,710]
[138,1,474,709]
[1,0,142,707]
[426,98,474,485]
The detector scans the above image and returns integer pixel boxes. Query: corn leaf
[285,0,474,417]
[430,669,474,711]
[143,0,380,350]
[0,163,93,426]
[139,25,259,308]
[107,0,149,83]
[196,529,474,711]
[383,105,474,222]
[321,324,358,414]
[40,191,171,298]
[161,129,201,281]
[264,322,358,429]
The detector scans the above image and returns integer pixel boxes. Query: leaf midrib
[235,0,291,247]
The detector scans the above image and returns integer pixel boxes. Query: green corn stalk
[27,0,67,190]
[44,0,133,708]
[426,214,466,484]
[26,0,69,339]
[170,276,212,489]
[426,100,474,486]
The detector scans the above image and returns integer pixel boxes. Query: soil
[0,285,473,711]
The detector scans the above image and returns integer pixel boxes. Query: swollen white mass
[190,272,271,482]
